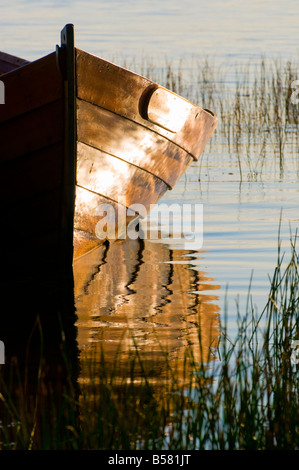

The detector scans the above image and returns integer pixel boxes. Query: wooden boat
[0,24,217,282]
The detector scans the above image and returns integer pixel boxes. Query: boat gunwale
[75,47,217,161]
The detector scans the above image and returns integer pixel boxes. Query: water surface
[1,0,299,385]
[1,0,299,65]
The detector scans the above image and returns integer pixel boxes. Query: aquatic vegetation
[135,56,299,181]
[0,235,298,450]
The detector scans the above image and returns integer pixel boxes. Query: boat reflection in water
[74,230,220,388]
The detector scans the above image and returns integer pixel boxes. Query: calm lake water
[1,1,299,382]
[1,0,299,65]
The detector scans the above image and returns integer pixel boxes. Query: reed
[0,234,298,450]
[135,55,299,180]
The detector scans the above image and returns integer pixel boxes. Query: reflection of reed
[74,237,220,385]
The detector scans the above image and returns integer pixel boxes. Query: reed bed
[0,235,298,450]
[132,55,299,180]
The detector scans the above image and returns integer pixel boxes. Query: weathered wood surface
[76,141,168,209]
[74,186,139,259]
[0,52,62,123]
[147,86,193,133]
[0,99,64,162]
[0,51,29,75]
[73,230,102,260]
[74,134,170,257]
[74,185,139,248]
[74,48,217,258]
[76,99,193,188]
[76,48,217,160]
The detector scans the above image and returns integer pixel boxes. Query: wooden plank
[0,142,64,204]
[147,87,193,132]
[0,52,29,75]
[77,99,192,188]
[74,185,140,257]
[181,107,217,161]
[0,51,29,67]
[73,229,103,259]
[74,185,139,235]
[76,48,150,120]
[76,48,217,159]
[0,99,64,163]
[0,52,63,123]
[77,141,169,210]
[0,60,20,75]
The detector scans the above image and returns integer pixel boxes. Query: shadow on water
[0,269,79,432]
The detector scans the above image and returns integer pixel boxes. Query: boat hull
[0,24,217,281]
[0,50,71,281]
[73,47,217,258]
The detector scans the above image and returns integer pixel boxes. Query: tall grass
[134,56,299,180]
[0,236,298,450]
